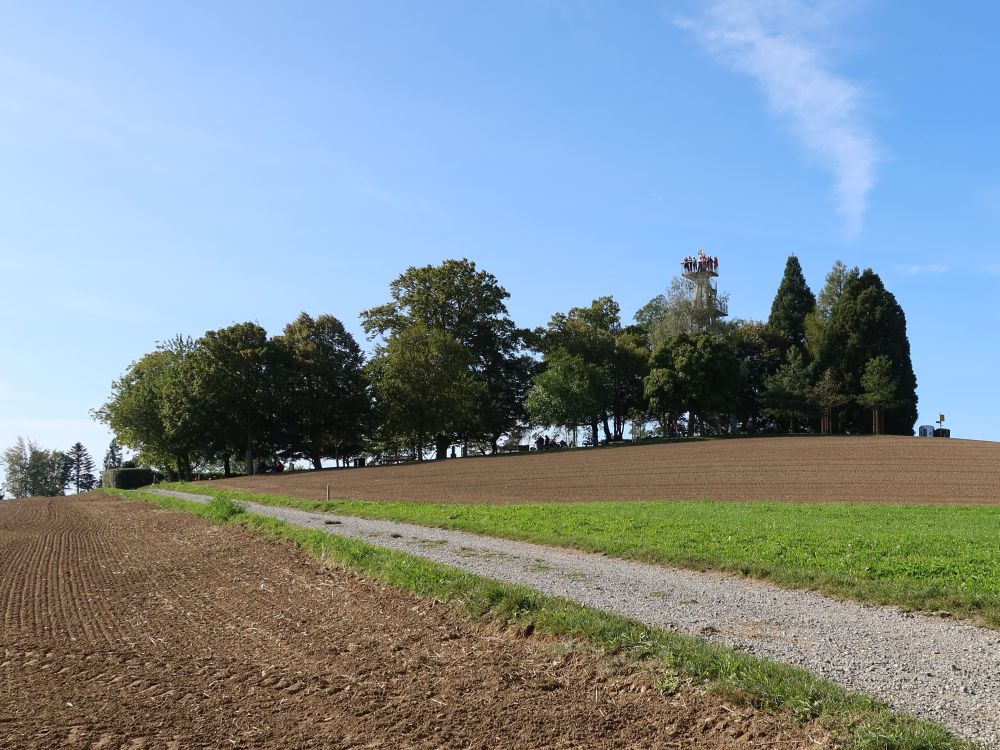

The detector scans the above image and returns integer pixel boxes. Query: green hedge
[102,467,155,490]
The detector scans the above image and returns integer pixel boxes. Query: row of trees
[96,314,369,479]
[0,439,121,499]
[96,256,918,477]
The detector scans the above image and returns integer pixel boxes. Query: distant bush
[102,467,155,489]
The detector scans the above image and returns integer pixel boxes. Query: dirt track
[213,436,1000,505]
[0,494,825,749]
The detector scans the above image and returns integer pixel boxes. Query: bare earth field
[0,494,826,749]
[213,436,1000,505]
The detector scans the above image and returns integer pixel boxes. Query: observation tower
[681,249,728,330]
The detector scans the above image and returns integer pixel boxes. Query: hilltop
[209,436,1000,505]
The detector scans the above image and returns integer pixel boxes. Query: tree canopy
[362,258,531,454]
[818,269,918,434]
[93,255,922,470]
[1,438,67,498]
[275,313,368,468]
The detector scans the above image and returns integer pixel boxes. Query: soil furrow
[213,436,1000,505]
[0,494,826,750]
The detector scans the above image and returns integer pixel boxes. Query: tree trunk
[601,415,612,442]
[223,455,231,477]
[245,416,254,475]
[435,435,449,461]
[590,419,599,447]
[311,453,323,471]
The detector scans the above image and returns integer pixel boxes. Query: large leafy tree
[65,442,97,494]
[644,332,741,435]
[540,296,649,442]
[768,255,816,355]
[361,259,531,454]
[817,269,918,434]
[96,337,204,479]
[275,313,369,469]
[635,277,699,347]
[721,320,787,432]
[190,322,279,474]
[524,351,606,445]
[1,437,67,498]
[368,323,481,460]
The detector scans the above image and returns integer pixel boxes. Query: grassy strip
[165,482,1000,627]
[115,487,969,750]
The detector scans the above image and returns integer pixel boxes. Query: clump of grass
[205,495,246,521]
[121,487,969,750]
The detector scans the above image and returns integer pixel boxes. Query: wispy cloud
[983,264,1000,275]
[677,0,880,237]
[900,263,949,275]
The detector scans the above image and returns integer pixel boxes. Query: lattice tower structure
[681,252,728,331]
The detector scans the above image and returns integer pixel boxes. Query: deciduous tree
[525,352,605,445]
[276,313,369,469]
[191,322,279,474]
[540,297,649,442]
[1,438,67,498]
[95,337,203,479]
[635,277,700,346]
[361,259,530,453]
[645,333,741,435]
[368,324,481,460]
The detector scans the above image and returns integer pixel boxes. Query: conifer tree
[768,255,817,354]
[858,356,899,435]
[66,442,97,494]
[103,439,123,470]
[818,269,918,434]
[760,348,813,432]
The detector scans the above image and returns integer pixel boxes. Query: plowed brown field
[212,436,1000,505]
[0,494,826,749]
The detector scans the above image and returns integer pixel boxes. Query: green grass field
[168,482,1000,627]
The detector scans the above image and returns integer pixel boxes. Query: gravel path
[153,488,999,747]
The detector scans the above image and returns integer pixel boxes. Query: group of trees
[95,314,368,480]
[1,438,117,499]
[759,258,917,435]
[95,256,918,478]
[527,256,916,441]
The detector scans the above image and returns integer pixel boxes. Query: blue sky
[2,0,999,476]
